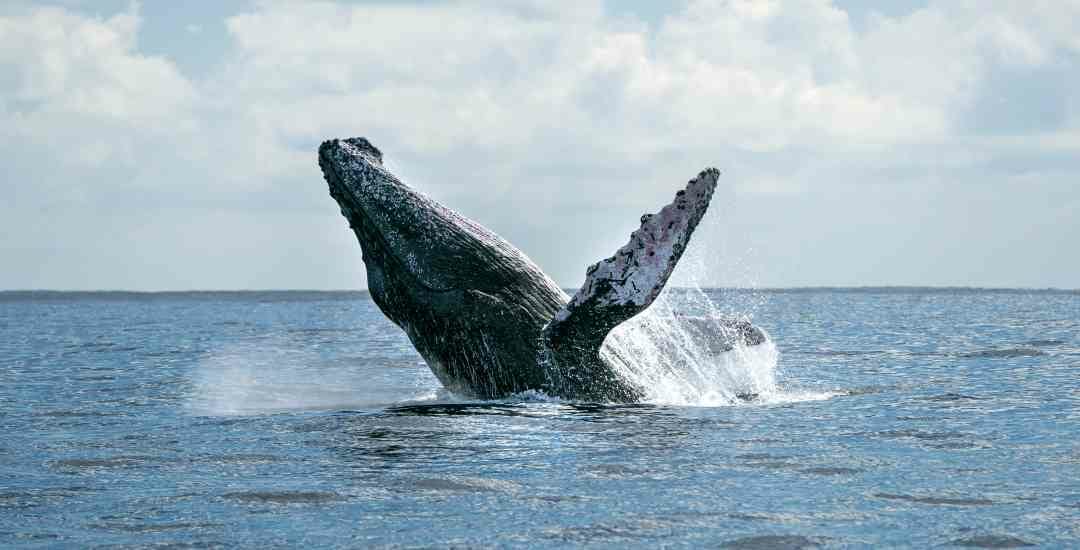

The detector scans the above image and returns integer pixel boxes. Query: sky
[1,0,1077,290]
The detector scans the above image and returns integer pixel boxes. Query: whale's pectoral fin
[540,168,719,399]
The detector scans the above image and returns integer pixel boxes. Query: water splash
[186,341,439,416]
[598,191,825,407]
[603,289,782,406]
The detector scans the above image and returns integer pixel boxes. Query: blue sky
[1,1,1077,290]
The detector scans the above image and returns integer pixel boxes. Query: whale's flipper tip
[557,167,717,324]
[541,168,719,396]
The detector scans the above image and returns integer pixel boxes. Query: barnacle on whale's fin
[540,168,719,400]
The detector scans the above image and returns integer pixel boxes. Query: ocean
[1,289,1077,548]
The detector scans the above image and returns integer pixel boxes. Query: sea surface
[1,289,1078,548]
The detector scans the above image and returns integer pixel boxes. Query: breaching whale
[318,137,761,402]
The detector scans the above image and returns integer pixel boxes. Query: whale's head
[318,138,467,305]
[315,136,565,330]
[317,137,565,394]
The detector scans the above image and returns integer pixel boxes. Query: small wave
[809,349,885,357]
[33,410,121,418]
[918,393,981,402]
[222,490,343,504]
[584,464,649,479]
[742,461,794,470]
[874,493,995,506]
[931,441,991,450]
[736,453,785,460]
[410,476,521,493]
[190,453,282,465]
[872,429,971,441]
[0,487,96,509]
[800,467,863,476]
[0,532,63,542]
[1024,339,1064,347]
[540,519,675,544]
[86,521,221,533]
[950,535,1035,548]
[720,535,828,549]
[50,456,149,470]
[958,348,1046,358]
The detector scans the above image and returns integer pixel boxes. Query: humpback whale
[318,137,761,402]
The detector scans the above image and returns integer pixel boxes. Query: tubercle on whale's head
[340,137,382,164]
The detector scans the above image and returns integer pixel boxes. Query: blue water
[1,289,1078,548]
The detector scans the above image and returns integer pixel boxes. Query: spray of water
[593,180,821,407]
[186,341,439,416]
[602,291,780,406]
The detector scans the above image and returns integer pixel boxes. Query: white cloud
[1,0,1078,289]
[0,7,194,124]
[0,3,199,204]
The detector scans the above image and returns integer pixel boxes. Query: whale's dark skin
[318,137,739,402]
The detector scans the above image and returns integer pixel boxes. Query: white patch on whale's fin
[539,168,719,399]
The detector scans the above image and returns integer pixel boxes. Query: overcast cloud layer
[1,0,1077,290]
